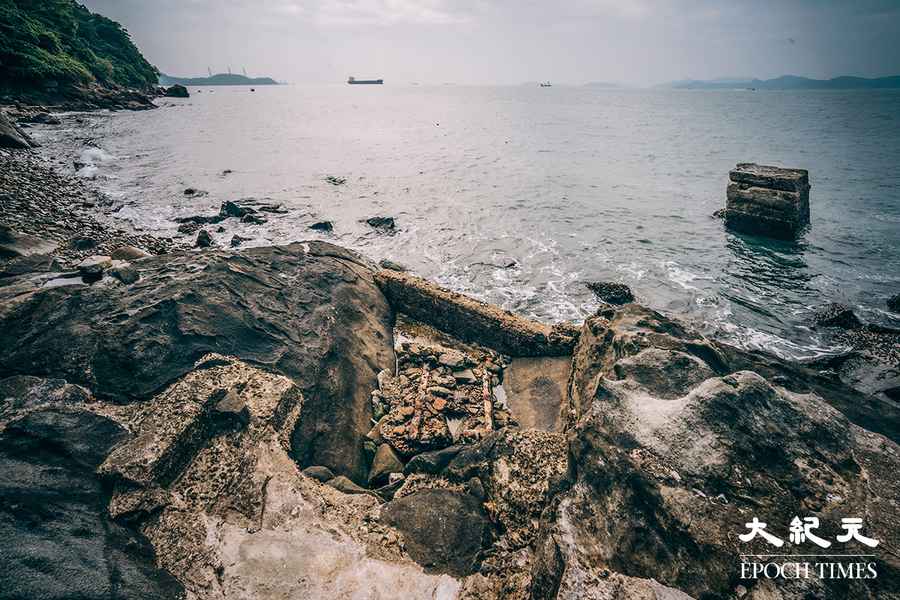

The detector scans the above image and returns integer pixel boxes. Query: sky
[81,0,900,86]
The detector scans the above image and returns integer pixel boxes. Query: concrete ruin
[723,162,811,239]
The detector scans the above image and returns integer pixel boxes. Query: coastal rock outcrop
[165,84,190,98]
[0,241,394,483]
[536,303,900,600]
[723,163,811,239]
[0,377,186,599]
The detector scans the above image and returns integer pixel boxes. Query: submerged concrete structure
[724,163,810,239]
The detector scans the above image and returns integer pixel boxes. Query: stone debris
[723,162,811,239]
[372,336,514,462]
[585,280,634,305]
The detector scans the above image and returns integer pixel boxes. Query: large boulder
[0,241,395,483]
[536,304,900,599]
[165,84,190,98]
[0,110,37,149]
[0,381,185,599]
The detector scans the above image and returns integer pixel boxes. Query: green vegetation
[0,0,157,92]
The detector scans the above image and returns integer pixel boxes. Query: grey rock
[0,253,62,278]
[76,255,113,279]
[108,262,140,285]
[327,475,372,495]
[0,225,58,259]
[585,280,634,305]
[378,258,408,272]
[887,293,900,314]
[310,221,334,232]
[195,229,213,248]
[0,403,185,599]
[0,110,36,149]
[813,302,862,329]
[365,216,396,230]
[723,163,811,239]
[381,489,489,576]
[165,84,190,98]
[230,234,250,247]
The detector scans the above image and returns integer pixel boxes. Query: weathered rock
[369,443,404,486]
[111,245,151,260]
[366,216,396,230]
[379,258,408,272]
[503,356,569,431]
[0,242,395,483]
[0,225,58,259]
[0,253,62,277]
[165,84,190,98]
[585,281,634,305]
[376,269,579,357]
[310,220,334,232]
[0,110,36,149]
[302,465,336,482]
[195,229,213,248]
[0,376,92,422]
[0,401,185,599]
[108,261,140,285]
[381,489,490,576]
[541,303,900,599]
[723,163,811,239]
[76,254,113,278]
[23,112,62,125]
[812,302,862,329]
[888,293,900,314]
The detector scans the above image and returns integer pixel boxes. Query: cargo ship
[348,77,383,85]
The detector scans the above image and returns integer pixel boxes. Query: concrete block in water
[723,163,810,239]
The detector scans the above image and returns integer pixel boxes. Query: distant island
[661,75,900,90]
[158,73,279,86]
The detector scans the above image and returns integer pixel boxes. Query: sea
[29,84,900,360]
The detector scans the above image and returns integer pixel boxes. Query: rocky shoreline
[1,139,899,599]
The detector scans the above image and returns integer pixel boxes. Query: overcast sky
[81,0,900,86]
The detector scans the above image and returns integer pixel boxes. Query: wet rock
[365,216,396,230]
[813,302,862,329]
[379,258,408,272]
[887,293,900,314]
[325,175,347,186]
[723,163,811,239]
[369,443,404,486]
[381,489,489,576]
[585,280,634,305]
[0,242,395,483]
[0,225,58,259]
[111,245,151,260]
[165,84,190,98]
[376,269,579,357]
[302,465,336,482]
[220,200,253,219]
[195,229,213,247]
[310,220,334,232]
[0,110,36,149]
[0,403,184,599]
[241,213,267,225]
[230,234,249,247]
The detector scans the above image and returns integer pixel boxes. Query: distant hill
[159,73,279,86]
[0,0,158,94]
[661,75,900,90]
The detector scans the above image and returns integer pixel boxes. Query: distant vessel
[540,81,552,87]
[348,77,383,85]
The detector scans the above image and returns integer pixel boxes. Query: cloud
[314,0,470,26]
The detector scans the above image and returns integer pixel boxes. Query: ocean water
[31,85,900,359]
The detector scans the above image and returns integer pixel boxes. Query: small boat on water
[540,81,552,87]
[348,77,383,85]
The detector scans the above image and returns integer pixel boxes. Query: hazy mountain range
[158,73,279,86]
[661,75,900,90]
